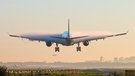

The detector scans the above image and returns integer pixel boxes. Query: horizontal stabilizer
[50,36,66,39]
[71,36,88,39]
[50,36,88,39]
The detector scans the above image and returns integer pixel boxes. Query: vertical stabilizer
[68,19,70,37]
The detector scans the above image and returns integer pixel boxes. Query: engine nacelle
[46,41,52,47]
[83,41,89,46]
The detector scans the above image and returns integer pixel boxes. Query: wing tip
[126,30,129,34]
[7,32,10,36]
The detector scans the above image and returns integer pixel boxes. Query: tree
[113,71,117,76]
[0,66,7,76]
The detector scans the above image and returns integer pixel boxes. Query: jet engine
[46,41,52,47]
[83,41,89,46]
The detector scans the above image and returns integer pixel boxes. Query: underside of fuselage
[62,40,74,46]
[62,38,74,46]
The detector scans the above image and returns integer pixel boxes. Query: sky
[0,0,135,63]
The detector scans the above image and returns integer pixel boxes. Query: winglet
[126,30,129,34]
[7,32,20,37]
[7,32,10,36]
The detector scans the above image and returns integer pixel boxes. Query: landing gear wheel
[55,43,59,52]
[77,43,81,52]
[77,47,81,52]
[55,47,59,52]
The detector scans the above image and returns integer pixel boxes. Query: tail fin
[68,19,70,37]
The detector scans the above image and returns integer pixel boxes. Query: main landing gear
[55,43,59,52]
[77,43,81,52]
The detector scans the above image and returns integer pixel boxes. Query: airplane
[8,19,128,52]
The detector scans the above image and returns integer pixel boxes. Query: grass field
[6,70,104,76]
[5,68,135,76]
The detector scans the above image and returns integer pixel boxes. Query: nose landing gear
[77,43,81,52]
[55,43,59,52]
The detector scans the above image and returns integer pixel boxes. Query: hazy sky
[0,0,135,63]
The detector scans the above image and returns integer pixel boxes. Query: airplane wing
[73,31,128,43]
[8,33,65,44]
